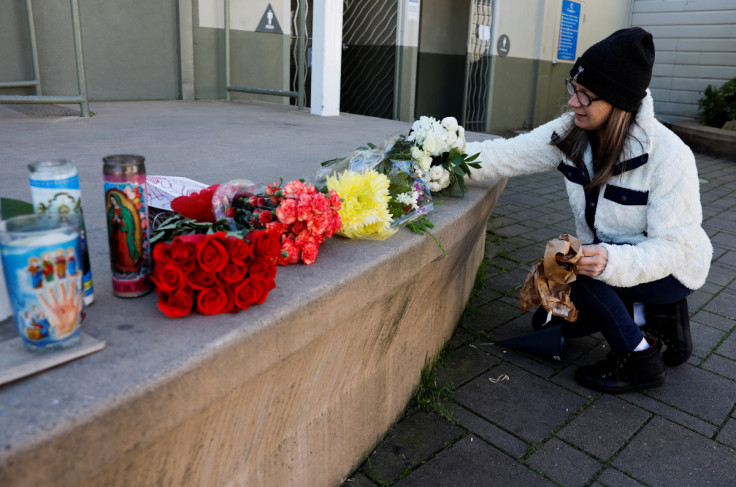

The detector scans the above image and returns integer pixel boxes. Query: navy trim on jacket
[603,185,649,205]
[550,131,651,243]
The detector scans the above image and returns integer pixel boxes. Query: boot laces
[601,352,629,378]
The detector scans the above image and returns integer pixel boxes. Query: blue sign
[558,1,580,61]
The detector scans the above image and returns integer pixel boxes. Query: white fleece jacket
[466,92,712,290]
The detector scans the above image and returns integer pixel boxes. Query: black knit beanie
[570,27,655,112]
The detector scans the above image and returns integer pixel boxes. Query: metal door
[462,0,493,132]
[341,0,398,119]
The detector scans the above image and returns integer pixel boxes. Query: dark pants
[535,275,693,352]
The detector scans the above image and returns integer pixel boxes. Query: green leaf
[155,223,179,231]
[465,152,480,162]
[1,198,34,220]
[320,157,340,167]
[150,232,166,244]
[407,216,446,258]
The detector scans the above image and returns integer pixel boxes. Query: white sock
[633,302,647,326]
[633,337,650,352]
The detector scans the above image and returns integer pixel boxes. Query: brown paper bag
[519,234,583,322]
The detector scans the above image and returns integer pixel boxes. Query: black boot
[574,339,666,393]
[641,299,692,367]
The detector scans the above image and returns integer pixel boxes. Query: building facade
[1,1,734,128]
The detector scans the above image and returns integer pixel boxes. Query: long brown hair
[553,106,643,189]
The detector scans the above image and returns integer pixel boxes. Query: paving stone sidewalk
[342,153,736,487]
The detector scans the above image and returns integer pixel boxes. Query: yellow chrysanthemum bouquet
[313,136,434,241]
[325,169,394,240]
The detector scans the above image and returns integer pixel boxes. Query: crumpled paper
[520,234,583,322]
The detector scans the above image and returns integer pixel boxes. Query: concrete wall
[194,0,291,102]
[484,0,630,132]
[631,0,736,123]
[0,0,292,103]
[0,0,180,101]
[9,1,725,125]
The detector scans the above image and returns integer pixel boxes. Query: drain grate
[2,104,81,118]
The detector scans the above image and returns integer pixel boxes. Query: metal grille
[1,104,81,117]
[463,0,493,133]
[289,0,311,106]
[340,0,397,119]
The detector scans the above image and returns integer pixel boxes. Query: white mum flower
[441,117,459,132]
[411,146,425,161]
[428,181,441,192]
[445,131,457,147]
[439,168,451,186]
[396,191,419,210]
[420,154,432,171]
[435,135,451,155]
[453,135,466,151]
[429,165,445,180]
[423,137,438,156]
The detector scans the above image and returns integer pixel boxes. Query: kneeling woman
[466,27,712,393]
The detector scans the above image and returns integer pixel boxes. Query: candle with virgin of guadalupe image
[103,155,152,297]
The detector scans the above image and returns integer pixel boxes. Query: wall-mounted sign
[198,1,289,34]
[497,34,510,57]
[478,24,491,43]
[557,0,580,60]
[407,0,419,22]
[256,3,283,34]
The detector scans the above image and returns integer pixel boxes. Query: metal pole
[26,0,41,95]
[227,86,298,97]
[224,0,231,101]
[69,0,89,116]
[297,0,306,110]
[0,0,89,116]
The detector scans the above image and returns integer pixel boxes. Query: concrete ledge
[671,120,736,161]
[0,181,506,487]
[0,101,506,486]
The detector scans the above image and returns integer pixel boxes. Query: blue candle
[0,214,84,352]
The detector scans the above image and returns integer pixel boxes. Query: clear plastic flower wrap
[211,179,265,231]
[311,133,434,237]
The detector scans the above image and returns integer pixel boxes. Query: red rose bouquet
[148,177,341,317]
[168,178,342,266]
[150,229,280,318]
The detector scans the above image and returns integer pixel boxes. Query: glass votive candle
[0,214,84,352]
[28,159,95,305]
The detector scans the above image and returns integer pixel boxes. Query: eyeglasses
[565,79,602,107]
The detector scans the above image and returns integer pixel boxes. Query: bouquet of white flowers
[404,116,480,195]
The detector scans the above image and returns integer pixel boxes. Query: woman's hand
[577,245,608,277]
